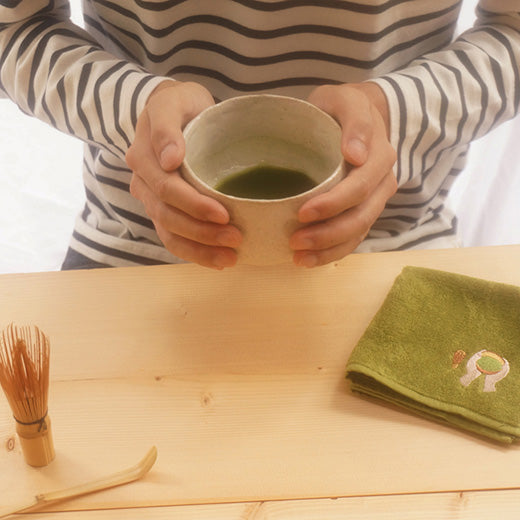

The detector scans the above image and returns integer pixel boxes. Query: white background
[0,0,519,273]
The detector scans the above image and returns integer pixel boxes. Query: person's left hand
[290,83,397,267]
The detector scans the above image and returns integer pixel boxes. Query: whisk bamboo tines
[0,324,55,467]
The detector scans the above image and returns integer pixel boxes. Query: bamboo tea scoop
[0,445,157,519]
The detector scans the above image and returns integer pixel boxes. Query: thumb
[343,136,368,167]
[338,98,372,167]
[147,102,186,172]
[145,81,215,172]
[309,85,372,167]
[158,137,185,172]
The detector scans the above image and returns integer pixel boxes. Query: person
[0,1,518,270]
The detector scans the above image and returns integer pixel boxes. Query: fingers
[298,107,396,224]
[127,106,218,223]
[131,174,241,269]
[129,164,229,226]
[125,81,243,268]
[293,83,398,267]
[130,174,241,247]
[155,226,239,270]
[291,172,397,267]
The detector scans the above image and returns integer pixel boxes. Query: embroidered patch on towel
[458,350,510,392]
[452,350,466,369]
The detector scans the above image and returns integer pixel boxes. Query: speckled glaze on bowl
[181,94,347,265]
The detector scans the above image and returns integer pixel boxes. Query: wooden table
[1,245,520,519]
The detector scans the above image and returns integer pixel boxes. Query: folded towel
[345,266,520,443]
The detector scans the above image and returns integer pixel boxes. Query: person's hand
[125,81,242,269]
[290,83,397,267]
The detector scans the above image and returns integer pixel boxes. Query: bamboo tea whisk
[0,324,55,467]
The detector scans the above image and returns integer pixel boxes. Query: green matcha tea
[215,164,317,199]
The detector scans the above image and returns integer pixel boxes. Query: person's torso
[82,0,462,100]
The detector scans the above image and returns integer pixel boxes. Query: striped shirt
[1,1,519,266]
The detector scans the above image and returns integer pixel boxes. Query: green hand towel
[345,266,520,443]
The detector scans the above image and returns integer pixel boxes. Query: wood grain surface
[1,245,520,517]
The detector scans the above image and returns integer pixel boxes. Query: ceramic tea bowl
[180,94,347,265]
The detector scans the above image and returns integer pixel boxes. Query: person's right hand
[125,81,242,269]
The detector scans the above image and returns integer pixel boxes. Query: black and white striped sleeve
[371,0,520,187]
[0,0,169,160]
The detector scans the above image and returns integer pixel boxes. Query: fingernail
[346,138,368,164]
[207,209,229,225]
[213,252,234,269]
[216,229,241,247]
[297,253,318,268]
[292,237,314,250]
[299,207,321,223]
[160,143,178,170]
